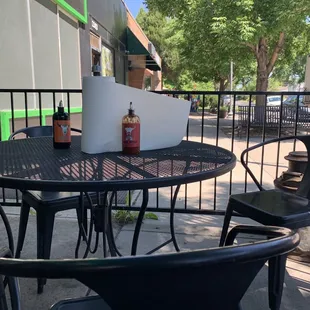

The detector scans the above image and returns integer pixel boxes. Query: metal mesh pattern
[0,136,236,191]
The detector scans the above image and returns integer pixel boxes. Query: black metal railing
[0,89,309,215]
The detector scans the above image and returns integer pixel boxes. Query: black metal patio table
[0,136,236,257]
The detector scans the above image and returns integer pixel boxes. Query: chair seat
[50,296,111,310]
[25,191,82,204]
[230,189,310,227]
[23,190,101,206]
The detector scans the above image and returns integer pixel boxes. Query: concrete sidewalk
[1,210,310,310]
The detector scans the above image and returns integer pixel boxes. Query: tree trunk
[255,38,269,107]
[219,78,226,91]
[243,34,285,123]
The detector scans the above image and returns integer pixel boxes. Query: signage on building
[55,0,88,24]
[91,19,99,31]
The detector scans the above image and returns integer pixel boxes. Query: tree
[272,35,310,89]
[146,0,310,104]
[136,8,184,87]
[178,5,256,91]
[138,6,255,91]
[136,8,166,57]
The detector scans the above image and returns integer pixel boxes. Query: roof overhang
[126,5,162,72]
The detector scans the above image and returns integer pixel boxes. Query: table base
[75,187,182,258]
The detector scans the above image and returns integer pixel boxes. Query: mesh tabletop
[0,136,236,192]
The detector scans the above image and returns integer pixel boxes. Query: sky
[124,0,146,17]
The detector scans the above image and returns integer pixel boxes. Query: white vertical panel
[56,5,64,90]
[304,55,310,104]
[305,55,310,91]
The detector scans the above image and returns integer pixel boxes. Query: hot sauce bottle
[53,100,71,149]
[122,102,140,155]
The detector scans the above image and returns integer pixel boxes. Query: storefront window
[101,44,114,77]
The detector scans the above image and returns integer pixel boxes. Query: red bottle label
[54,120,71,143]
[122,123,140,148]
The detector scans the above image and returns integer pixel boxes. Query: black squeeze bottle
[53,100,71,149]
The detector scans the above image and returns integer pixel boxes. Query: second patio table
[0,136,236,256]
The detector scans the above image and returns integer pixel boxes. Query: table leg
[170,185,181,252]
[75,191,122,258]
[131,189,149,255]
[75,192,103,259]
[77,187,178,258]
[145,185,182,255]
[106,192,121,257]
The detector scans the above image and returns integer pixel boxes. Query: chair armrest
[224,225,295,247]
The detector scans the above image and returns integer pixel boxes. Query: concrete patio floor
[1,209,310,310]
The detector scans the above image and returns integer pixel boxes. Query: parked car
[283,95,305,106]
[266,96,282,106]
[282,95,310,122]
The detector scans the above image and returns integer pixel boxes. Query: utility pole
[229,61,234,114]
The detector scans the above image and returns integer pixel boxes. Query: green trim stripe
[0,108,82,141]
[55,0,88,24]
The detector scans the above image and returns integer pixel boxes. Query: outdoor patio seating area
[0,90,310,309]
[1,0,310,308]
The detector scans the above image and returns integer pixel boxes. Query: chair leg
[83,206,88,238]
[77,193,87,241]
[36,210,55,294]
[268,255,287,310]
[15,201,31,258]
[0,275,9,310]
[219,202,233,247]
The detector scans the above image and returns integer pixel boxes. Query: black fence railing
[0,89,310,215]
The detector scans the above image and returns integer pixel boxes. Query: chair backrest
[294,136,310,199]
[9,126,81,140]
[240,135,310,197]
[0,226,299,310]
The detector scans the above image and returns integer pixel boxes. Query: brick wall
[128,69,145,89]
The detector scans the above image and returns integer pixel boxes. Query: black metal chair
[9,126,90,294]
[0,248,21,310]
[220,136,310,249]
[0,225,300,310]
[0,203,21,310]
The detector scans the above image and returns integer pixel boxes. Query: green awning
[127,28,161,71]
[127,28,149,55]
[146,55,161,71]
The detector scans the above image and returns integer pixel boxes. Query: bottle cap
[58,100,64,113]
[128,102,134,115]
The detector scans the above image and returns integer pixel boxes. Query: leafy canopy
[146,0,310,90]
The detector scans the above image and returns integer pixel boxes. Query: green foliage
[137,8,226,89]
[145,0,310,91]
[136,8,184,87]
[136,8,167,57]
[113,210,158,225]
[220,106,228,112]
[113,210,135,224]
[144,213,159,220]
[268,78,283,91]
